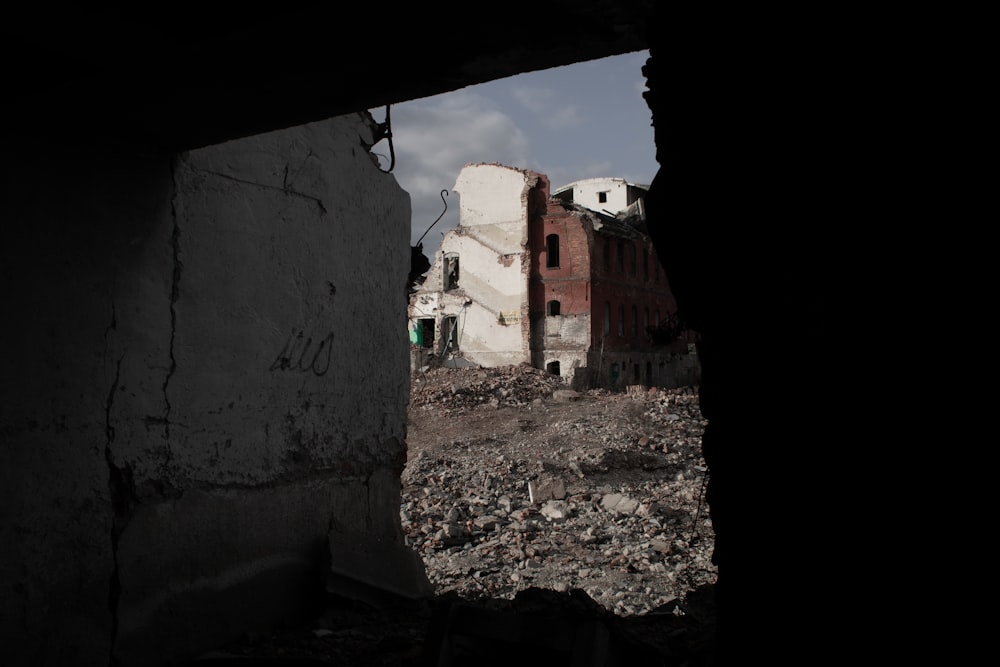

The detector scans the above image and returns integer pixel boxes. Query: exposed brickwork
[527,182,697,389]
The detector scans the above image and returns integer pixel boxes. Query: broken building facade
[408,164,698,390]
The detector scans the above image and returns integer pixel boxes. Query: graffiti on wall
[270,328,334,376]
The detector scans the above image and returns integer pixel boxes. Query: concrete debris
[528,476,566,503]
[410,363,576,414]
[403,364,714,619]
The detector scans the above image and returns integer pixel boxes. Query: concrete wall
[409,164,536,368]
[453,163,537,238]
[1,113,418,666]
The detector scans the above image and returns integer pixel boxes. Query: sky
[368,50,658,259]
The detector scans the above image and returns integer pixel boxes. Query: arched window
[618,304,625,336]
[546,360,561,375]
[628,243,637,277]
[547,300,561,316]
[603,302,611,335]
[546,234,560,268]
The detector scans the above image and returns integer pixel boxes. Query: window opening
[598,191,608,203]
[646,361,653,386]
[546,234,560,268]
[617,241,624,272]
[444,253,460,290]
[631,305,638,337]
[618,304,625,336]
[546,360,561,375]
[442,316,458,354]
[547,300,561,316]
[603,302,611,335]
[603,240,611,271]
[418,318,435,349]
[629,243,636,277]
[633,363,640,384]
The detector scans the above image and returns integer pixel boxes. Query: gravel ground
[404,364,717,616]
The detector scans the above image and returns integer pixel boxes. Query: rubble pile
[403,365,716,618]
[409,363,579,413]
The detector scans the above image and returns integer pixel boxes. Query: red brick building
[529,176,698,389]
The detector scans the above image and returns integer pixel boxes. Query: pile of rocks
[403,366,716,618]
[409,363,580,413]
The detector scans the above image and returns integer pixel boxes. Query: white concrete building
[409,163,536,369]
[551,176,649,217]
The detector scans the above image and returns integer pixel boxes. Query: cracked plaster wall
[411,164,536,368]
[1,113,413,666]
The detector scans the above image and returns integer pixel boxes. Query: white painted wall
[452,163,537,243]
[409,164,537,368]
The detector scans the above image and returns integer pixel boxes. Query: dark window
[633,363,641,384]
[603,240,611,271]
[617,241,624,272]
[618,304,625,336]
[629,243,637,277]
[631,305,638,337]
[546,360,561,375]
[547,300,561,316]
[418,318,435,349]
[646,361,653,386]
[545,234,560,268]
[603,302,611,335]
[598,191,608,203]
[643,251,649,281]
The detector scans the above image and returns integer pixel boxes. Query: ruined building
[408,164,699,390]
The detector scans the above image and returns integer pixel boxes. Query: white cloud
[375,92,532,254]
[511,84,584,130]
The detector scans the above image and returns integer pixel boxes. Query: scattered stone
[528,476,566,503]
[404,365,714,618]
